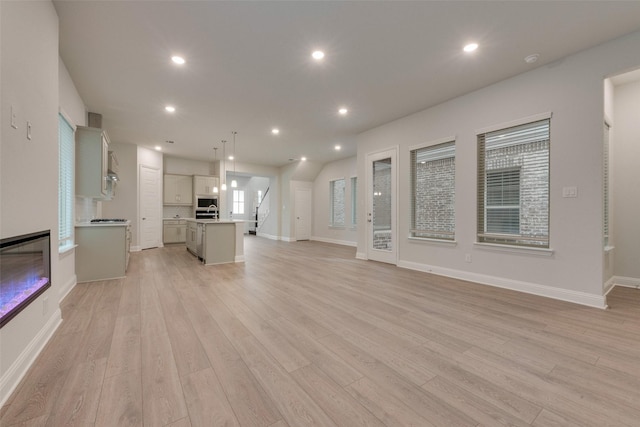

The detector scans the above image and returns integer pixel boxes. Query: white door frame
[366,147,398,265]
[294,187,312,241]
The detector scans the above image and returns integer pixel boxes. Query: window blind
[477,119,550,247]
[330,179,345,226]
[350,177,357,226]
[603,123,610,247]
[410,141,455,240]
[58,113,75,250]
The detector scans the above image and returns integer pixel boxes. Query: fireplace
[0,230,51,328]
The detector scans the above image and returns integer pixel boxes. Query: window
[233,190,245,214]
[58,113,75,251]
[350,177,357,226]
[477,118,550,247]
[330,178,345,226]
[410,141,455,240]
[604,122,610,247]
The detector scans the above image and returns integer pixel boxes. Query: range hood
[89,112,120,182]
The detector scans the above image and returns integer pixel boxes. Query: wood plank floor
[2,237,640,426]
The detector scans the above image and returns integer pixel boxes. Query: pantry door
[366,148,397,264]
[140,165,161,249]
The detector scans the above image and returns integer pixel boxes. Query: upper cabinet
[164,174,193,205]
[193,175,219,196]
[76,126,109,198]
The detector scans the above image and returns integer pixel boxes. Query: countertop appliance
[195,222,205,261]
[195,196,219,220]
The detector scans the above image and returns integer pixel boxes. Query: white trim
[58,274,77,303]
[130,245,142,252]
[328,225,346,230]
[256,232,280,241]
[311,236,357,247]
[612,276,640,289]
[408,135,456,151]
[397,260,607,309]
[474,242,554,257]
[58,107,76,132]
[604,245,615,254]
[234,255,245,263]
[0,310,63,406]
[603,277,616,295]
[408,237,457,247]
[355,252,367,260]
[281,236,296,242]
[475,111,553,135]
[58,243,77,256]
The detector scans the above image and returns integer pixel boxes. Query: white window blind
[351,177,357,226]
[330,179,345,226]
[58,113,75,250]
[477,118,550,247]
[410,141,455,240]
[603,123,610,247]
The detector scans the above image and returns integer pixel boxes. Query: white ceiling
[54,1,640,167]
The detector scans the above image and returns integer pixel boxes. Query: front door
[140,165,161,249]
[366,148,397,264]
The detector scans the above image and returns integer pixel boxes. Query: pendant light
[221,140,227,191]
[231,131,238,188]
[212,147,219,194]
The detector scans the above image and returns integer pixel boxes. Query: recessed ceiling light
[463,43,478,53]
[171,56,185,65]
[165,105,176,113]
[272,128,280,135]
[338,107,348,115]
[155,146,162,151]
[524,53,540,64]
[334,145,341,151]
[228,155,234,160]
[312,50,325,60]
[301,157,307,162]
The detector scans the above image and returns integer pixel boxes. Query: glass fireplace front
[0,230,51,328]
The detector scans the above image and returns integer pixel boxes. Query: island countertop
[185,219,247,224]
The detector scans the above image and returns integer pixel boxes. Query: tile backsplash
[163,205,193,219]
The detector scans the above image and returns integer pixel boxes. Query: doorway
[295,188,312,241]
[140,165,161,249]
[366,148,397,264]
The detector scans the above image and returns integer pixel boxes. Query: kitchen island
[185,219,245,265]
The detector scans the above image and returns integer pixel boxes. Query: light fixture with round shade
[312,50,325,60]
[171,56,185,65]
[338,107,348,115]
[231,131,238,188]
[212,147,219,193]
[463,43,478,53]
[301,157,307,162]
[272,128,280,135]
[334,145,341,151]
[165,105,176,113]
[154,146,162,151]
[221,140,227,191]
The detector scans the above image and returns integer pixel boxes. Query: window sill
[408,237,457,247]
[329,225,346,230]
[59,244,78,257]
[474,242,554,257]
[604,245,615,254]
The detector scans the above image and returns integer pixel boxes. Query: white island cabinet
[75,222,131,282]
[185,220,244,265]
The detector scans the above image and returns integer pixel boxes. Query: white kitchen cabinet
[163,219,187,243]
[193,175,219,196]
[163,174,193,205]
[76,126,109,198]
[75,223,131,282]
[186,221,197,254]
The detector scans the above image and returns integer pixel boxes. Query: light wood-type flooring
[2,237,640,426]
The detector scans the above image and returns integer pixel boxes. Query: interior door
[140,165,161,249]
[295,188,312,241]
[366,148,397,264]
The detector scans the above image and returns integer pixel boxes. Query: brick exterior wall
[485,140,549,238]
[413,157,455,239]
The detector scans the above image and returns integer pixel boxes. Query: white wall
[603,78,615,287]
[0,0,62,405]
[356,31,640,307]
[164,155,215,176]
[613,79,640,283]
[137,146,163,249]
[313,156,358,246]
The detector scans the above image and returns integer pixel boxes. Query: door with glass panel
[366,148,397,264]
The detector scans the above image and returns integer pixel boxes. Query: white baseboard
[398,260,608,309]
[58,274,77,303]
[130,246,142,252]
[356,252,367,260]
[0,310,63,406]
[234,255,245,263]
[256,232,280,241]
[281,236,296,242]
[603,276,616,296]
[612,276,640,289]
[310,236,357,247]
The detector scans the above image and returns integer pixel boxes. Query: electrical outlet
[465,253,472,263]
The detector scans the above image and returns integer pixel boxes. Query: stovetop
[90,218,128,223]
